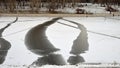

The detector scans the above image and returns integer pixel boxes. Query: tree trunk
[8,0,16,12]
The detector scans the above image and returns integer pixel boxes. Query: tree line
[0,0,120,13]
[93,0,120,6]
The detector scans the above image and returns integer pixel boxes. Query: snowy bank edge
[0,13,120,17]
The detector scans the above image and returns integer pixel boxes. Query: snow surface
[0,16,120,67]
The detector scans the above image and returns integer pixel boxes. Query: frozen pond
[0,17,120,66]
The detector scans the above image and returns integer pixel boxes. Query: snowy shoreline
[0,12,120,17]
[1,63,120,68]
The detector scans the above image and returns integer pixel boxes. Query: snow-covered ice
[0,16,120,67]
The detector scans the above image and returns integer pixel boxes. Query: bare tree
[7,0,16,12]
[30,0,41,13]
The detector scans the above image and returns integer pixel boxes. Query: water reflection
[60,19,89,64]
[25,17,89,66]
[70,24,89,55]
[67,55,85,65]
[25,18,62,56]
[0,24,11,64]
[0,17,18,64]
[69,23,89,64]
[25,17,66,66]
[31,54,66,66]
